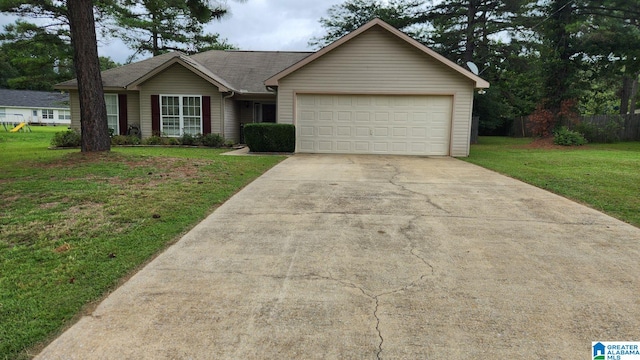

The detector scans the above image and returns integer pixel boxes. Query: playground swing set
[1,114,32,133]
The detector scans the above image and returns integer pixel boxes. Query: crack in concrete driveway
[36,155,640,360]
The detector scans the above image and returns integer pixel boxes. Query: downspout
[221,91,234,138]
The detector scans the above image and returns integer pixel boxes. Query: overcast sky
[0,0,345,64]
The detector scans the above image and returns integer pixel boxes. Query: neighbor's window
[0,108,5,120]
[58,110,71,120]
[42,109,54,119]
[105,94,118,134]
[161,95,201,136]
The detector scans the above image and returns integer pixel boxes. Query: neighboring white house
[0,88,71,127]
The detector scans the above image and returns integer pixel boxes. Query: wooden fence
[510,114,640,141]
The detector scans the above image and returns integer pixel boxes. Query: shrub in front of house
[179,133,197,146]
[198,133,226,147]
[111,135,141,145]
[141,135,178,146]
[244,123,295,152]
[51,130,81,147]
[553,126,587,146]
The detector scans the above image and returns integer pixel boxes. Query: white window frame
[160,95,202,137]
[42,109,54,120]
[0,108,5,120]
[105,94,119,134]
[58,110,71,120]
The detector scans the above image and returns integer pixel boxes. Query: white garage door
[296,94,452,155]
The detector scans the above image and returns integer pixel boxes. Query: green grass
[463,137,640,227]
[0,127,285,359]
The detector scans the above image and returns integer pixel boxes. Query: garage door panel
[296,94,451,155]
[318,126,333,136]
[337,126,352,136]
[355,142,370,151]
[392,127,407,137]
[356,127,370,137]
[299,111,315,122]
[356,112,371,122]
[337,111,352,122]
[373,127,388,137]
[373,142,388,152]
[392,142,408,152]
[300,126,314,136]
[375,112,389,122]
[337,141,351,151]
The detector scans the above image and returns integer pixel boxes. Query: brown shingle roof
[190,50,312,93]
[56,50,312,94]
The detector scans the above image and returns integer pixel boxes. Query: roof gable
[265,18,490,89]
[125,55,233,92]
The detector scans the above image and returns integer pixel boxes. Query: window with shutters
[105,94,119,134]
[160,95,202,136]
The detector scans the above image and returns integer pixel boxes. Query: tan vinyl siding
[277,26,475,156]
[138,64,222,137]
[69,90,81,131]
[69,90,140,133]
[125,92,140,128]
[224,98,239,142]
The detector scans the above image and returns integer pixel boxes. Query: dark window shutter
[151,95,160,136]
[118,94,128,135]
[202,96,211,134]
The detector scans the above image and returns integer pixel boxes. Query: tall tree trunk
[543,0,574,117]
[620,76,632,114]
[464,0,477,64]
[67,0,110,152]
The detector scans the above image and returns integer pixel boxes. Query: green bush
[51,130,81,147]
[553,126,587,146]
[141,135,163,145]
[179,133,197,146]
[111,135,141,145]
[244,123,295,152]
[199,133,226,147]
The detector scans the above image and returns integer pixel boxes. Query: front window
[105,94,118,134]
[42,109,54,119]
[161,95,202,136]
[58,110,71,120]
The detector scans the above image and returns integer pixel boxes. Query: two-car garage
[264,19,489,157]
[296,94,453,156]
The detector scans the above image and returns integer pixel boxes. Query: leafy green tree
[525,0,640,117]
[110,0,235,59]
[0,20,74,90]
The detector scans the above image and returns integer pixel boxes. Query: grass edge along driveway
[0,128,285,360]
[462,137,640,228]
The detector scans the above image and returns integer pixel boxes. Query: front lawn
[463,137,640,228]
[0,128,285,359]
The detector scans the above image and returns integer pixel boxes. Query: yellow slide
[10,122,26,132]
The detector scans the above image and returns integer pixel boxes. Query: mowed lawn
[0,127,285,360]
[463,137,640,228]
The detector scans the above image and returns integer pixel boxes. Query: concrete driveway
[37,155,640,359]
